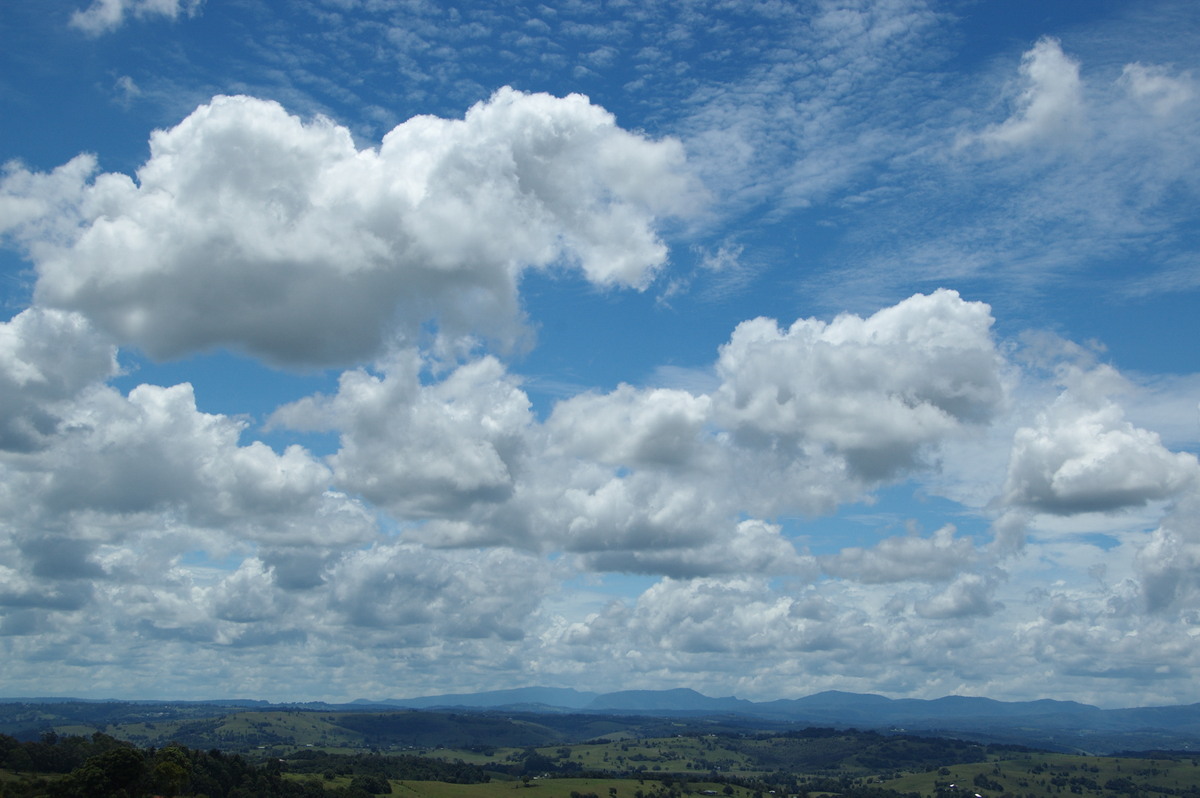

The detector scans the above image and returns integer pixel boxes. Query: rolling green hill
[6,723,1200,798]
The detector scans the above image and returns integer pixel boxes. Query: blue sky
[1,0,1199,708]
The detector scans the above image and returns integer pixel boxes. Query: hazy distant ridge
[7,688,1200,753]
[370,686,599,710]
[373,686,1200,750]
[378,686,1103,720]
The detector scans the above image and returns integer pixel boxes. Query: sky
[0,0,1199,709]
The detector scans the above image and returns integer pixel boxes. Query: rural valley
[4,690,1200,798]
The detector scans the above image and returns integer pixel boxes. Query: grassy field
[279,753,1200,798]
[278,776,755,798]
[419,738,758,778]
[291,731,1200,795]
[421,731,991,781]
[879,752,1200,798]
[11,748,1200,798]
[13,712,1200,798]
[392,778,745,798]
[551,737,755,774]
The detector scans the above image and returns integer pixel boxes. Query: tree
[150,745,192,797]
[350,773,394,794]
[65,746,147,797]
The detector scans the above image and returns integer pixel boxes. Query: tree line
[0,731,469,797]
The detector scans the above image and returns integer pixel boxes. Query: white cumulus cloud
[822,524,978,584]
[4,90,699,367]
[1002,365,1200,515]
[971,37,1085,151]
[711,289,1005,481]
[0,308,118,452]
[272,350,532,516]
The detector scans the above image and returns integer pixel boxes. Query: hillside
[6,688,1200,754]
[375,688,1200,754]
[6,722,1200,798]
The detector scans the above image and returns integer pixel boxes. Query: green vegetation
[383,778,756,798]
[416,729,997,780]
[878,752,1200,798]
[0,703,788,755]
[5,711,1200,798]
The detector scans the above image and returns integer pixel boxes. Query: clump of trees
[0,732,399,797]
[284,749,490,783]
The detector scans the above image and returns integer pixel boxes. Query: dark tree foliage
[348,773,393,794]
[0,733,406,797]
[284,749,490,783]
[331,711,556,749]
[0,731,131,775]
[731,728,987,773]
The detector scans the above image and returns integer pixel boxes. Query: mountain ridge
[6,688,1200,754]
[378,685,1110,718]
[368,686,1200,752]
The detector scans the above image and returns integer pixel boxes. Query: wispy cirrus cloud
[70,0,202,36]
[814,32,1200,312]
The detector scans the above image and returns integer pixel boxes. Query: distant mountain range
[361,686,1200,753]
[6,687,1200,754]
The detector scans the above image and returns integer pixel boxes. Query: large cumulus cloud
[711,289,1005,480]
[0,308,117,452]
[1,89,698,366]
[1134,494,1200,614]
[271,351,532,517]
[267,290,1007,579]
[0,329,378,644]
[1002,365,1199,515]
[31,381,369,547]
[822,524,978,584]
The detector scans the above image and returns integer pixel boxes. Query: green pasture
[424,747,526,766]
[880,752,1200,798]
[279,776,753,798]
[427,735,760,776]
[101,710,367,750]
[391,778,746,798]
[545,737,755,775]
